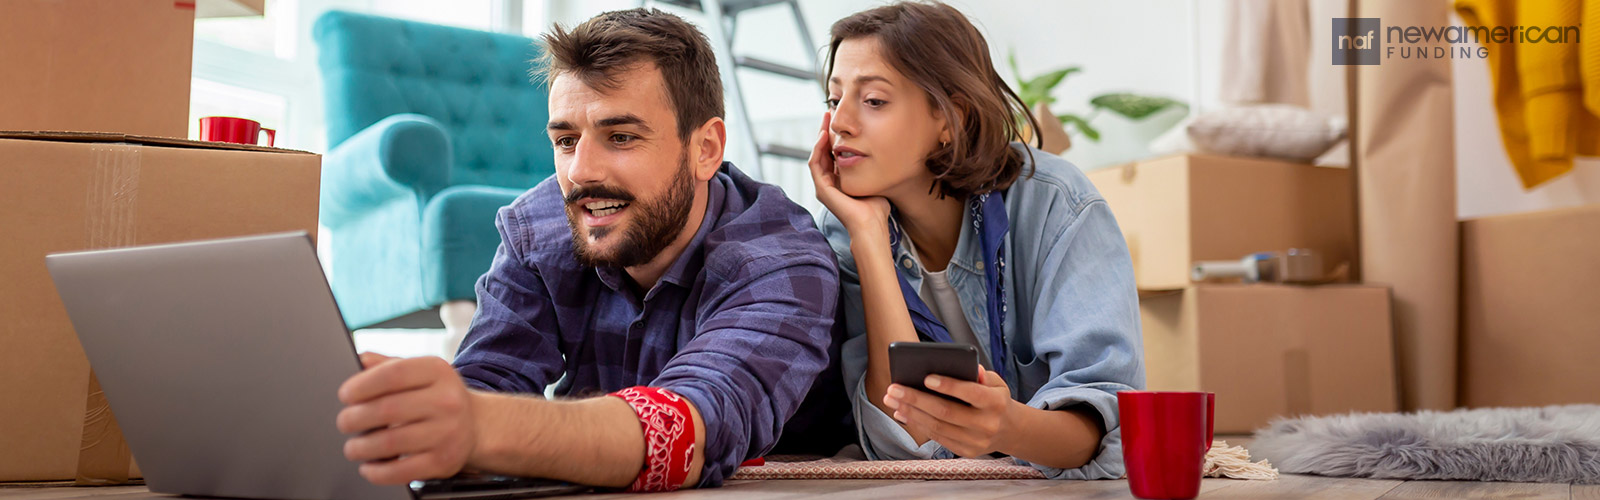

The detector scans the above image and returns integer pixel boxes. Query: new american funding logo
[1332,17,1580,65]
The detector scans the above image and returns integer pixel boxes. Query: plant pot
[1027,102,1072,155]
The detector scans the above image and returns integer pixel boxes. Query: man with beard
[332,8,847,492]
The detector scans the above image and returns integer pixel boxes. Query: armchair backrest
[314,10,554,189]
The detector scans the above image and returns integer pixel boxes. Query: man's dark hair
[534,8,725,141]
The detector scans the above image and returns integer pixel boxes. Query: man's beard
[564,152,696,269]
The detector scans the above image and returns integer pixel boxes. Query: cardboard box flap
[1100,153,1354,175]
[0,131,312,155]
[1088,153,1356,290]
[1137,289,1185,299]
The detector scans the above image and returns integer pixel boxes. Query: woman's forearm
[849,230,926,441]
[998,402,1104,470]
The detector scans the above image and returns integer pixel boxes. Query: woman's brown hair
[824,1,1038,199]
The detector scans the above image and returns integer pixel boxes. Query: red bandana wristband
[610,386,695,492]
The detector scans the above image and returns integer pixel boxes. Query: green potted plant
[1008,48,1186,154]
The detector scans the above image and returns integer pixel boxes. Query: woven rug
[730,441,1278,481]
[732,445,1043,480]
[731,455,1045,480]
[1250,405,1600,483]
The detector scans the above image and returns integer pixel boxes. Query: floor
[4,476,1596,500]
[350,328,455,360]
[7,331,1587,498]
[4,436,1592,500]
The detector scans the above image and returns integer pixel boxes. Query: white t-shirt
[904,236,994,371]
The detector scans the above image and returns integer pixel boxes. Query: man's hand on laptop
[336,352,477,485]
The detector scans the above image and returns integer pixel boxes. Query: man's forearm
[466,391,706,488]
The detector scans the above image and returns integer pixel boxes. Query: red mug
[199,116,275,146]
[1118,391,1215,500]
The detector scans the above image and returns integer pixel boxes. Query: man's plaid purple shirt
[451,163,842,487]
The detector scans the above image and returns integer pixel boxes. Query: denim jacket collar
[888,191,1010,380]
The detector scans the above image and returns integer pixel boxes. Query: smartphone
[888,342,981,404]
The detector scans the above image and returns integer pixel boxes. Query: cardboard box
[0,132,320,483]
[1460,205,1600,408]
[1140,284,1398,433]
[0,0,196,138]
[1088,154,1356,290]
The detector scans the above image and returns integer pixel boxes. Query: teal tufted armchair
[314,10,553,330]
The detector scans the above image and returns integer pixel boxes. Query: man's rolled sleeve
[1017,385,1126,479]
[852,376,955,460]
[650,253,839,487]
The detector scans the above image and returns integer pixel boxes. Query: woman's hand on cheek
[882,369,1019,458]
[808,111,891,237]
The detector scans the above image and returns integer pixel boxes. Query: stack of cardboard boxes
[1088,154,1399,434]
[1,0,319,484]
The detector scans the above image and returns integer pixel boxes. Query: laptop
[46,232,588,500]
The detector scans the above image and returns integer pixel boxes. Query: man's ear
[691,117,726,181]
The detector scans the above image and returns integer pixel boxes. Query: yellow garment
[1456,0,1600,188]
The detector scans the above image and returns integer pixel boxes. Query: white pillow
[1185,105,1346,162]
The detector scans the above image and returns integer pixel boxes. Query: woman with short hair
[809,0,1145,479]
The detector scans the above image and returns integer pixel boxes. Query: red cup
[1118,391,1215,500]
[198,116,275,146]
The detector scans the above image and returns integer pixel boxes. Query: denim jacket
[821,143,1145,479]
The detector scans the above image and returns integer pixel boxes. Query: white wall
[314,1,1600,221]
[955,0,1197,170]
[539,0,1206,212]
[545,0,1206,207]
[550,1,1600,222]
[728,0,1199,171]
[1449,14,1600,220]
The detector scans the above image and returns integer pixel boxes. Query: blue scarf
[889,191,1010,381]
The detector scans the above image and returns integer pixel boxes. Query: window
[188,0,548,345]
[191,0,547,152]
[194,0,296,59]
[370,0,497,31]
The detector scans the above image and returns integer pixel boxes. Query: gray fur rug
[1250,405,1600,484]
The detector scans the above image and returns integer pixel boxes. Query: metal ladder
[644,0,819,180]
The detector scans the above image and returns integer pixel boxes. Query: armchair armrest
[320,113,452,226]
[421,185,528,303]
